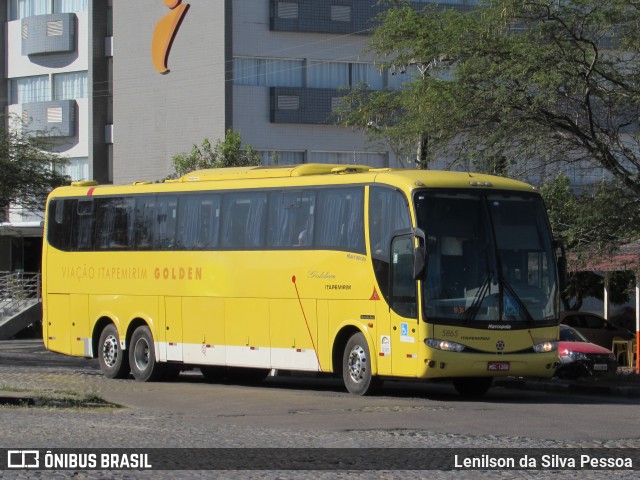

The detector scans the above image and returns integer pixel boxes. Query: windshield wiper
[465,271,493,322]
[502,279,535,323]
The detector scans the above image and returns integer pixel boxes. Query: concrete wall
[231,0,391,163]
[112,0,229,183]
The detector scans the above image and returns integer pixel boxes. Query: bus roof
[51,164,537,198]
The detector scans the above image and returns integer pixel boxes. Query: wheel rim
[347,344,367,384]
[102,334,119,368]
[133,337,150,372]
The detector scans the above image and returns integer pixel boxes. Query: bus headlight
[425,338,466,352]
[533,341,557,353]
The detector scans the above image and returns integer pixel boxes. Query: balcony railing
[0,272,41,320]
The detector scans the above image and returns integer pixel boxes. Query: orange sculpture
[151,0,190,74]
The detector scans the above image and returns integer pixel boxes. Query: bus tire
[452,377,493,398]
[98,324,130,379]
[342,332,379,395]
[129,325,165,382]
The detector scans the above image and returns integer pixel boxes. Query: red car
[555,325,618,379]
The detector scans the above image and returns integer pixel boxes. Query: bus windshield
[415,190,558,327]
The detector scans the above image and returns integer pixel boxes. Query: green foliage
[540,174,640,309]
[341,0,640,190]
[0,116,69,219]
[170,130,261,178]
[541,175,640,263]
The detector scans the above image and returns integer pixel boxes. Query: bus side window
[155,195,178,249]
[316,187,365,253]
[176,194,220,249]
[391,234,417,318]
[221,192,267,249]
[47,199,74,251]
[95,198,134,250]
[134,196,156,249]
[75,200,95,251]
[267,190,315,248]
[368,187,412,302]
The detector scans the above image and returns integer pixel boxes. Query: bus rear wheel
[342,332,379,395]
[452,377,493,398]
[98,324,130,379]
[129,325,165,381]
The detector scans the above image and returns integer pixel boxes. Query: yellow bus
[42,164,561,396]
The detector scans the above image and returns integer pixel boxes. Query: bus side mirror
[554,238,567,291]
[413,228,427,280]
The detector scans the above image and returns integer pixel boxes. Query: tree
[0,117,69,221]
[341,0,640,192]
[170,129,260,178]
[540,174,640,309]
[541,175,640,262]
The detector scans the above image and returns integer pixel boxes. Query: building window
[9,0,87,21]
[257,151,305,166]
[387,64,421,90]
[56,156,89,181]
[330,5,351,22]
[54,0,88,13]
[352,63,384,90]
[277,1,298,19]
[233,57,303,87]
[310,151,388,168]
[10,0,48,20]
[9,75,50,104]
[308,61,349,89]
[53,71,88,100]
[308,62,384,90]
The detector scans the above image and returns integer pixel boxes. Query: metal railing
[0,271,41,320]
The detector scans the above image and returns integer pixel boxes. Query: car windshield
[560,326,588,343]
[415,190,559,328]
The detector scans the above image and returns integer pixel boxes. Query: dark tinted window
[95,197,135,250]
[315,187,365,253]
[46,186,366,254]
[176,194,221,249]
[221,192,268,248]
[47,199,74,251]
[267,190,315,247]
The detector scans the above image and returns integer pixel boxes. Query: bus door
[389,234,420,377]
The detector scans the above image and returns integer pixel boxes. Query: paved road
[1,340,639,479]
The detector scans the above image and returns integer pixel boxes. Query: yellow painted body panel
[42,165,556,381]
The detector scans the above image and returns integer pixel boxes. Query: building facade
[112,0,415,184]
[1,0,609,272]
[1,0,111,271]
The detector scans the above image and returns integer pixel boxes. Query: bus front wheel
[129,325,165,382]
[98,324,130,379]
[342,332,379,395]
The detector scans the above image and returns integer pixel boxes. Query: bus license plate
[593,364,608,371]
[488,361,510,372]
